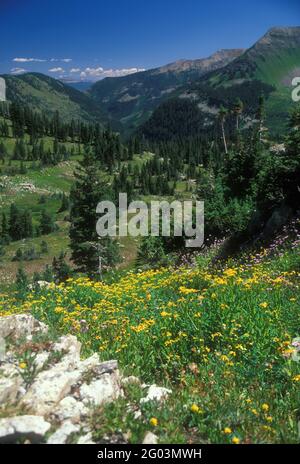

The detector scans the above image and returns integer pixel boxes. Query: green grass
[1,243,300,444]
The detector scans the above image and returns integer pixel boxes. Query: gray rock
[0,336,5,361]
[34,351,50,370]
[0,415,51,444]
[47,420,80,444]
[0,315,48,341]
[89,359,118,376]
[21,358,82,415]
[52,396,88,422]
[0,376,23,404]
[52,335,81,360]
[77,353,100,373]
[80,372,122,406]
[77,431,95,444]
[142,431,159,444]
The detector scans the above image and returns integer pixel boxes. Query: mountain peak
[255,25,300,47]
[155,49,244,74]
[265,26,300,36]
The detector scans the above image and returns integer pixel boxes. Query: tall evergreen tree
[69,151,120,277]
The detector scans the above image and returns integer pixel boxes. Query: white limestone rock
[52,335,81,360]
[0,415,51,444]
[52,396,88,422]
[77,431,95,444]
[142,431,159,444]
[21,358,82,415]
[0,376,23,404]
[80,372,122,406]
[47,420,80,444]
[0,314,48,341]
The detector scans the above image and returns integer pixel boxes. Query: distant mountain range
[173,26,300,135]
[1,26,300,136]
[87,49,244,132]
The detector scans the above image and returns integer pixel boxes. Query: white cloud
[49,67,65,73]
[102,67,146,77]
[51,58,72,63]
[11,67,26,74]
[13,57,46,63]
[70,68,81,73]
[78,66,145,80]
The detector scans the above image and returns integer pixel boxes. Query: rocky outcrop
[0,314,48,341]
[0,415,51,444]
[0,314,171,444]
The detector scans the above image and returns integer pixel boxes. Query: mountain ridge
[88,48,245,132]
[0,72,105,124]
[140,25,300,138]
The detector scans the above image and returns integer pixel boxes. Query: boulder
[47,420,80,444]
[0,315,48,341]
[52,335,81,360]
[80,372,122,406]
[0,376,23,404]
[21,358,82,415]
[77,431,95,444]
[142,431,159,444]
[0,336,5,361]
[0,415,51,444]
[52,396,88,422]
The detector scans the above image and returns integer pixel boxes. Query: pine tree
[22,209,33,238]
[9,203,22,241]
[58,193,69,213]
[40,209,56,235]
[69,151,120,277]
[52,251,71,283]
[40,240,49,254]
[43,264,53,282]
[1,213,10,244]
[15,266,28,292]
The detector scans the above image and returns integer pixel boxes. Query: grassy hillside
[1,73,105,124]
[1,226,299,444]
[0,109,198,286]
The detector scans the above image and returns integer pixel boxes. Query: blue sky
[0,0,299,81]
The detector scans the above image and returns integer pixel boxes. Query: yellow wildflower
[232,436,240,444]
[224,427,232,434]
[259,302,268,308]
[190,404,202,413]
[150,417,158,427]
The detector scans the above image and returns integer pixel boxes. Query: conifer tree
[69,150,120,277]
[40,209,56,235]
